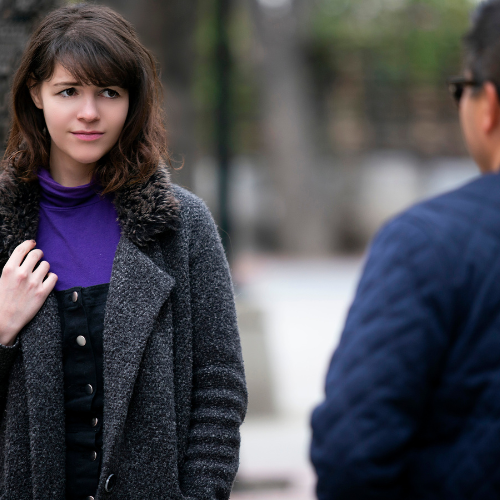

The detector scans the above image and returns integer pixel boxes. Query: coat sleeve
[310,216,454,500]
[179,199,248,500]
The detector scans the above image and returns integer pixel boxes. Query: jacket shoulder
[172,184,211,215]
[395,173,498,234]
[169,185,223,253]
[171,184,217,231]
[378,173,500,257]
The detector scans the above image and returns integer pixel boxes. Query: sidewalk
[230,417,315,500]
[230,255,365,500]
[234,255,364,417]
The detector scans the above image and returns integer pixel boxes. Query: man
[311,1,500,498]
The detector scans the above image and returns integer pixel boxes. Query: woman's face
[30,62,129,179]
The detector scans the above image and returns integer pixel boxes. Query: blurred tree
[308,0,472,153]
[310,0,471,85]
[0,0,60,147]
[248,0,331,254]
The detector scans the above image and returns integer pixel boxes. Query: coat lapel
[101,236,175,470]
[21,293,66,500]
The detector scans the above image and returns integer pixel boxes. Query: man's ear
[28,81,43,110]
[482,82,500,134]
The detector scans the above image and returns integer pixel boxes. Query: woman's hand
[0,240,58,346]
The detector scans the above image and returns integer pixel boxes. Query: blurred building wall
[1,0,477,256]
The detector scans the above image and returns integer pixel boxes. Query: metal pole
[215,0,232,257]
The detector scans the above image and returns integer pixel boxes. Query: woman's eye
[101,89,119,98]
[59,87,77,97]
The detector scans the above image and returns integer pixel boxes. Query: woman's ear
[28,81,43,109]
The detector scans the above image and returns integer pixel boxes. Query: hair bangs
[51,36,135,90]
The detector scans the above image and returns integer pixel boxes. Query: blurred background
[0,0,483,497]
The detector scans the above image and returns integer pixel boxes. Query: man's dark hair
[464,0,500,89]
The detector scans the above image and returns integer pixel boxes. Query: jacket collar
[0,165,179,268]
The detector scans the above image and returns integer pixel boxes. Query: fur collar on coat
[0,165,180,269]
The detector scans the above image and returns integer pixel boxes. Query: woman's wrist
[0,320,18,347]
[0,337,15,347]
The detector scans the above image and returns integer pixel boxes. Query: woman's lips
[71,131,104,141]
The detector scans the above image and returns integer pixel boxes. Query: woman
[0,4,247,500]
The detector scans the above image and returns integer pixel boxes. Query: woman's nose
[77,97,100,122]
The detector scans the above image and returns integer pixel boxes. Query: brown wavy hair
[3,3,170,194]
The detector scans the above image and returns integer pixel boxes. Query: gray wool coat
[0,166,247,500]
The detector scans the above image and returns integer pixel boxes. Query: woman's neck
[49,147,95,187]
[49,169,92,187]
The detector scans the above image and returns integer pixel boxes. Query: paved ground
[230,256,365,499]
[230,417,315,500]
[233,255,364,416]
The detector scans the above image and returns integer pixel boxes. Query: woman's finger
[6,240,37,269]
[32,260,50,281]
[41,272,58,292]
[20,249,44,273]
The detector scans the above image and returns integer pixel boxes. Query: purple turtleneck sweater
[36,168,121,291]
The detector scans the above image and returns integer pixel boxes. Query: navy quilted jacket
[311,172,500,500]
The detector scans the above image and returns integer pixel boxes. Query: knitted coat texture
[0,166,248,500]
[311,171,500,499]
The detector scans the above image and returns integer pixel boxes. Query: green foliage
[310,0,474,85]
[193,0,259,155]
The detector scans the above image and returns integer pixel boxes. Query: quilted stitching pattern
[311,172,500,499]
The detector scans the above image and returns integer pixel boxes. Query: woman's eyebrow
[52,81,80,87]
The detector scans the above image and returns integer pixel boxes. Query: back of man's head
[465,0,500,88]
